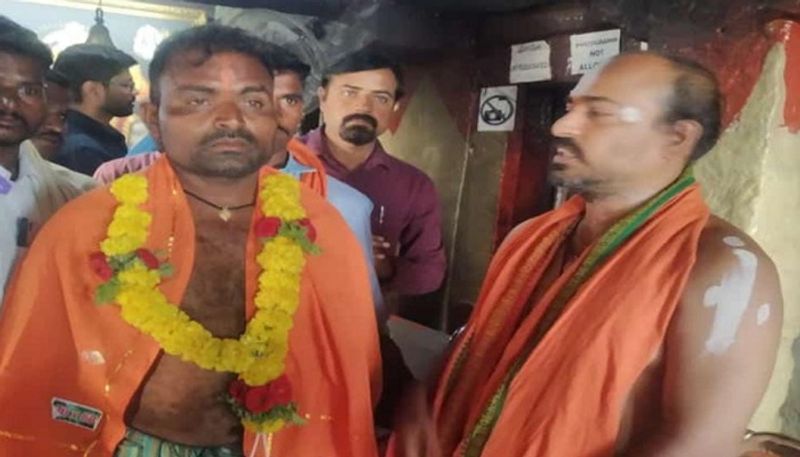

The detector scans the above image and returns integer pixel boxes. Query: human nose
[213,99,245,130]
[354,93,373,113]
[0,90,19,111]
[551,107,582,138]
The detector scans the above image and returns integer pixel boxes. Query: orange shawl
[288,138,327,198]
[434,185,709,457]
[0,157,380,456]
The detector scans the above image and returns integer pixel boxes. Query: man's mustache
[0,110,29,130]
[342,113,377,129]
[552,138,583,158]
[199,128,257,147]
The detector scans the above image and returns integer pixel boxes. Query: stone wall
[696,39,800,435]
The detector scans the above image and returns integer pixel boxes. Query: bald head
[601,52,722,161]
[550,52,721,198]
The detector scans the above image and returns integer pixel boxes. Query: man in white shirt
[0,17,93,304]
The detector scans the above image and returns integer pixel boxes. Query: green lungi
[115,428,244,457]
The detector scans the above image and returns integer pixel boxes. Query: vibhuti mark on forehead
[568,59,644,124]
[703,240,758,355]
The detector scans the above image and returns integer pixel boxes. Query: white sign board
[478,86,517,132]
[510,40,552,83]
[570,29,621,75]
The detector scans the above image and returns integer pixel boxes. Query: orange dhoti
[0,157,381,456]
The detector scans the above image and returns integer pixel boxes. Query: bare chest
[127,217,252,444]
[180,220,250,337]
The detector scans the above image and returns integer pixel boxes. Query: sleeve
[353,203,387,322]
[75,144,112,177]
[92,161,119,185]
[324,179,386,321]
[53,137,103,176]
[392,176,447,296]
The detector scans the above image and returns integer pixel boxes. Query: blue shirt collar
[281,153,314,178]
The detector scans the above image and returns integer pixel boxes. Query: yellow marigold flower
[242,361,283,386]
[253,290,270,310]
[262,282,300,301]
[262,180,305,219]
[261,419,286,434]
[118,264,161,289]
[101,236,141,256]
[261,173,297,195]
[269,313,294,334]
[257,270,296,292]
[110,174,149,205]
[243,418,286,434]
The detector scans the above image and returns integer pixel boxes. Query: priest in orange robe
[393,52,782,457]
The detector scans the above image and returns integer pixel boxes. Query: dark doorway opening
[494,83,573,248]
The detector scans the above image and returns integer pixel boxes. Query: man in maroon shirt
[301,51,446,315]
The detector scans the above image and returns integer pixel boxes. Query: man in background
[0,17,93,305]
[303,51,446,320]
[30,68,69,160]
[52,43,137,175]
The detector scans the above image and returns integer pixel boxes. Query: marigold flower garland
[91,173,319,433]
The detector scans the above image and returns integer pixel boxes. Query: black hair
[148,24,275,104]
[0,15,53,69]
[661,55,722,161]
[53,44,136,102]
[321,50,404,100]
[265,44,311,83]
[45,69,70,88]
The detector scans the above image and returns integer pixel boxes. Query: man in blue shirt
[265,48,385,320]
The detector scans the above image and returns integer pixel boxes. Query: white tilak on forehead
[618,106,642,123]
[570,60,642,124]
[703,242,758,355]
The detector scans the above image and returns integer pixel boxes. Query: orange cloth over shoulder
[288,138,327,198]
[0,156,380,457]
[432,185,709,457]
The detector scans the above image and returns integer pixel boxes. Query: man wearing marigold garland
[92,45,386,322]
[0,24,381,457]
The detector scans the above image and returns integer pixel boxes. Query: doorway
[494,83,572,248]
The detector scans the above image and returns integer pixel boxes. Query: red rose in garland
[228,378,248,403]
[245,386,275,413]
[254,217,282,238]
[241,374,293,414]
[89,252,114,281]
[135,248,160,269]
[266,374,292,405]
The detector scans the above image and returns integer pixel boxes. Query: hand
[373,235,396,281]
[392,383,442,457]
